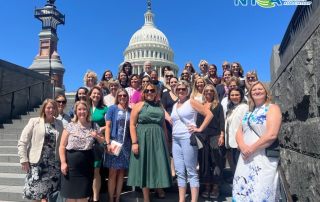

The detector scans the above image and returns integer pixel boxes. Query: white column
[138,65,141,75]
[159,66,162,78]
[154,65,157,72]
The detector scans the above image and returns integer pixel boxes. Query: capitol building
[118,1,179,77]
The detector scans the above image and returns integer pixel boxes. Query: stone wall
[270,2,320,201]
[0,59,53,123]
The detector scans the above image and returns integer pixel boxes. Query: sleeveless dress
[127,101,173,188]
[232,104,280,202]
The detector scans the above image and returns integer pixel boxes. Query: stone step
[0,140,18,146]
[0,173,25,186]
[0,146,18,154]
[0,154,20,163]
[0,129,23,135]
[99,191,232,202]
[0,134,21,140]
[0,185,26,201]
[1,124,26,130]
[0,163,24,174]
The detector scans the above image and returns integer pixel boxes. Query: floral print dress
[23,123,60,200]
[232,104,280,202]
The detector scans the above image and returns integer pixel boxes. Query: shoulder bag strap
[175,103,189,129]
[122,111,128,143]
[247,110,261,138]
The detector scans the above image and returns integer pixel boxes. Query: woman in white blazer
[225,87,248,182]
[18,98,63,201]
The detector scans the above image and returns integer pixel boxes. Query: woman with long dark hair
[69,87,89,118]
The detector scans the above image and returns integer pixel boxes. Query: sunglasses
[118,94,127,98]
[166,75,173,78]
[204,89,214,92]
[247,77,256,80]
[186,66,192,68]
[222,65,229,67]
[232,66,239,68]
[200,64,207,67]
[176,88,187,92]
[56,101,66,104]
[182,73,189,75]
[144,89,156,93]
[142,80,150,83]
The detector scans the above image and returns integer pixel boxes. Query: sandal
[201,186,211,198]
[155,188,165,198]
[210,187,219,199]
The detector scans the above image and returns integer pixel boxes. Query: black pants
[231,148,240,168]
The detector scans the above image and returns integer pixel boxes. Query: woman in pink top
[130,75,150,109]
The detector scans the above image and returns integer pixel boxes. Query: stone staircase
[0,92,232,202]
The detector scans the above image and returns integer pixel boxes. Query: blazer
[225,104,249,148]
[18,117,64,164]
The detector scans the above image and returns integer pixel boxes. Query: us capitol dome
[118,0,179,77]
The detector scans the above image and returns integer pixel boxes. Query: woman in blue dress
[104,89,131,202]
[233,81,282,202]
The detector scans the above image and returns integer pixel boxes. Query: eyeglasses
[204,89,214,92]
[247,77,256,80]
[118,94,127,98]
[144,89,156,93]
[56,101,66,104]
[166,75,173,78]
[176,88,187,92]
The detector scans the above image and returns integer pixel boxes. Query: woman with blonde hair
[233,81,281,201]
[18,99,63,201]
[84,70,98,90]
[59,101,105,201]
[197,85,225,199]
[198,59,209,78]
[104,89,132,202]
[216,70,232,101]
[245,70,259,93]
[184,62,196,75]
[160,70,174,98]
[104,79,120,107]
[191,77,207,102]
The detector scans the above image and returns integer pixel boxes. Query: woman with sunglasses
[184,62,196,75]
[225,87,248,183]
[245,70,259,96]
[160,70,174,98]
[127,83,173,202]
[171,80,213,202]
[159,66,171,83]
[55,94,71,128]
[69,87,89,118]
[130,75,150,109]
[198,60,209,78]
[104,89,131,202]
[197,85,225,199]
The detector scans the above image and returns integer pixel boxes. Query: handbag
[91,122,104,162]
[247,110,280,158]
[110,111,128,156]
[175,103,203,149]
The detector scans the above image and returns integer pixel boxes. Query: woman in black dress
[161,76,179,165]
[197,84,225,199]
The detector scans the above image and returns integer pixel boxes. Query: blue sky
[0,0,296,91]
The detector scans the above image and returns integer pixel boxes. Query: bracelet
[220,135,224,137]
[104,142,111,146]
[132,142,138,145]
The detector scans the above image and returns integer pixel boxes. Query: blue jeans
[172,137,199,188]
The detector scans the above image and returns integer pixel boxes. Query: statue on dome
[47,0,55,5]
[148,0,151,10]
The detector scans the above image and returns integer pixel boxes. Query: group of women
[18,60,282,202]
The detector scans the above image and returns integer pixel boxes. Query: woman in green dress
[127,83,173,202]
[88,86,108,202]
